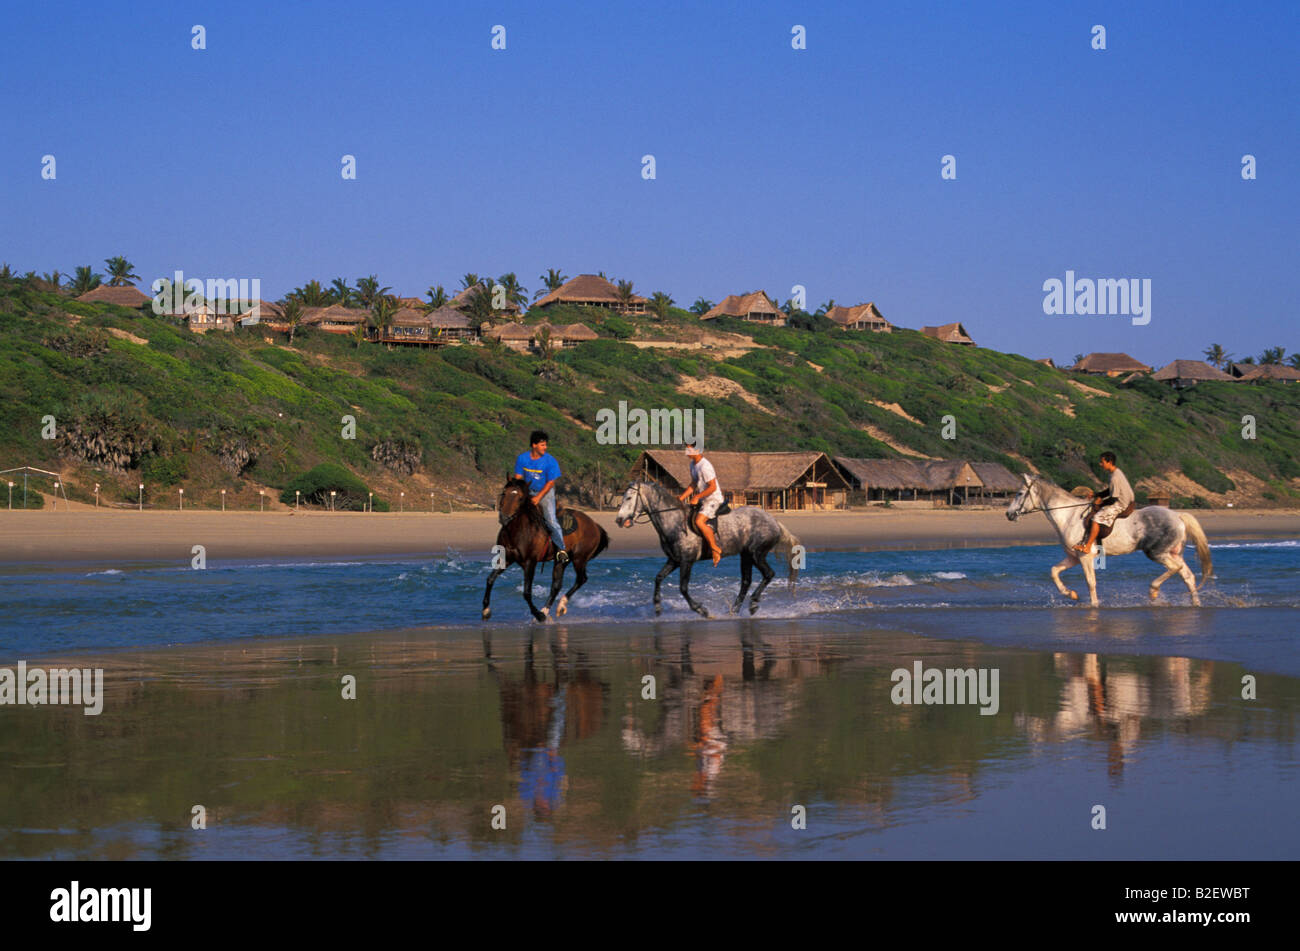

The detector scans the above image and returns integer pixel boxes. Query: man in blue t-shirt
[514,429,568,564]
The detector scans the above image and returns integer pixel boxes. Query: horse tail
[776,523,801,595]
[592,521,610,559]
[1179,513,1213,587]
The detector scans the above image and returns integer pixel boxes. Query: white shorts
[1094,504,1121,527]
[698,495,723,519]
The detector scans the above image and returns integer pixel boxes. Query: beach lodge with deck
[832,457,1021,505]
[702,292,787,326]
[824,302,892,332]
[530,274,647,315]
[631,449,850,510]
[376,306,479,346]
[485,321,598,353]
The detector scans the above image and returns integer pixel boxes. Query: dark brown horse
[482,475,610,622]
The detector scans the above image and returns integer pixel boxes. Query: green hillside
[2,280,1297,511]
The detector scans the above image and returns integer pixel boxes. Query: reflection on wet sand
[0,619,1295,858]
[1016,654,1215,777]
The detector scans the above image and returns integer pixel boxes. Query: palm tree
[39,270,66,292]
[814,299,836,317]
[104,256,139,287]
[461,273,482,291]
[536,325,557,360]
[1288,353,1300,370]
[496,273,528,312]
[330,278,354,306]
[1202,344,1231,369]
[70,266,103,295]
[425,285,449,309]
[350,321,368,349]
[289,280,332,307]
[615,280,636,313]
[536,268,567,298]
[371,294,398,339]
[1260,346,1286,365]
[648,291,674,320]
[1073,354,1085,367]
[690,298,713,316]
[355,275,390,309]
[463,285,495,328]
[281,299,306,345]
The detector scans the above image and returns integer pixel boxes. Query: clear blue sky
[2,0,1296,367]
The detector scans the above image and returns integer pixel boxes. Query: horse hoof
[557,598,568,617]
[749,602,760,615]
[540,606,549,619]
[1068,591,1078,601]
[697,608,710,619]
[482,608,491,620]
[1149,589,1159,601]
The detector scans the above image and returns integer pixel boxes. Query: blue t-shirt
[515,451,561,494]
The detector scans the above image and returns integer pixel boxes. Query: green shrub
[141,454,189,486]
[280,462,388,510]
[1180,457,1234,494]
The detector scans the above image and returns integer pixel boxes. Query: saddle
[687,500,731,538]
[1084,500,1136,541]
[558,507,579,536]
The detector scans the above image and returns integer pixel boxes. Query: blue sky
[2,0,1296,366]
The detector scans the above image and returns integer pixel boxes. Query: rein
[631,484,683,527]
[1017,479,1094,516]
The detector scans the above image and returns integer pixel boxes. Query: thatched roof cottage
[824,302,892,332]
[919,322,975,345]
[1151,359,1235,388]
[703,292,786,325]
[76,284,150,309]
[633,449,849,510]
[1072,352,1151,376]
[531,274,646,315]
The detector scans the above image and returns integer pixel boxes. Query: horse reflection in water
[484,628,607,817]
[1016,653,1214,777]
[619,626,806,799]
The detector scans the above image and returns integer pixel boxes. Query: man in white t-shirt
[679,442,724,566]
[1074,450,1135,553]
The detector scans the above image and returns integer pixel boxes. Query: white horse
[1005,474,1212,606]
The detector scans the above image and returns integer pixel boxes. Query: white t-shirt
[1108,468,1135,509]
[690,457,724,503]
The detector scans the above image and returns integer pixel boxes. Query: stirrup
[556,549,570,564]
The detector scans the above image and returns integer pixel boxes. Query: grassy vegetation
[1,280,1298,509]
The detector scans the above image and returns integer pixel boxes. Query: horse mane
[636,479,684,512]
[503,475,551,533]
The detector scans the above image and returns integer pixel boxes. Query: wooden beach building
[1072,352,1151,376]
[833,457,1019,505]
[530,274,647,315]
[919,322,975,345]
[824,302,892,332]
[484,321,598,354]
[702,292,787,326]
[302,304,368,335]
[631,450,849,510]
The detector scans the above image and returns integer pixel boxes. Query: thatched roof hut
[1235,363,1300,383]
[76,284,150,308]
[703,291,786,325]
[448,282,522,316]
[1152,359,1234,387]
[484,321,597,352]
[919,322,975,345]
[531,274,646,314]
[1072,352,1151,375]
[634,449,848,510]
[824,302,892,332]
[969,462,1022,494]
[303,304,367,333]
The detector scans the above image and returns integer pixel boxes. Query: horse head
[615,482,645,528]
[498,475,532,526]
[1006,473,1037,522]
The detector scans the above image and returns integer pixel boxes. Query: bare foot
[711,550,722,566]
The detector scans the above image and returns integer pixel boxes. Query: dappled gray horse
[615,480,801,617]
[1005,474,1212,606]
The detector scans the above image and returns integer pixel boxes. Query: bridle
[498,483,528,527]
[1013,478,1094,517]
[627,483,684,527]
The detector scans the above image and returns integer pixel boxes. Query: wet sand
[0,507,1296,563]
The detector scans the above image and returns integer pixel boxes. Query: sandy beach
[1,507,1296,564]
